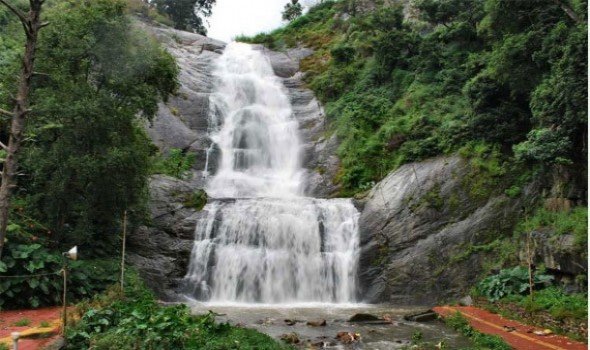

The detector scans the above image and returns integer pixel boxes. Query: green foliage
[152,0,216,34]
[282,0,303,22]
[517,287,588,321]
[445,312,512,350]
[239,0,587,195]
[0,0,180,253]
[0,240,118,309]
[411,330,423,343]
[476,266,553,302]
[66,273,289,350]
[13,318,31,326]
[182,189,207,210]
[151,148,196,179]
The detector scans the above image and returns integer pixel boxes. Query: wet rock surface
[357,156,535,304]
[127,175,205,300]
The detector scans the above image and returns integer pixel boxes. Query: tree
[0,0,48,259]
[282,0,303,22]
[18,0,179,251]
[152,0,215,35]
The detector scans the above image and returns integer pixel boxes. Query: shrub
[476,266,553,302]
[151,148,196,179]
[0,228,119,309]
[66,273,288,349]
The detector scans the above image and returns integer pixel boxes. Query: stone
[336,332,360,344]
[280,332,300,344]
[284,319,299,326]
[403,310,438,322]
[459,295,473,306]
[348,313,381,322]
[306,319,327,327]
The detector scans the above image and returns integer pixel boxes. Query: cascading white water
[185,43,360,304]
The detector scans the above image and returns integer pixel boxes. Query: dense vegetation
[67,273,289,350]
[0,0,179,307]
[240,0,587,195]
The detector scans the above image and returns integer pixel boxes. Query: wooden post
[527,230,534,301]
[62,264,67,335]
[524,208,534,301]
[120,210,127,294]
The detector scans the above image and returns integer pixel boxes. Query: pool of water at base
[187,301,473,349]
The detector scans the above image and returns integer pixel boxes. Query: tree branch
[0,0,29,28]
[0,142,7,151]
[0,108,14,117]
[553,0,581,23]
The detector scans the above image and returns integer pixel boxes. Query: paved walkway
[434,305,587,350]
[0,307,62,350]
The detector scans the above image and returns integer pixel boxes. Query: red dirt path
[0,307,61,350]
[434,305,587,350]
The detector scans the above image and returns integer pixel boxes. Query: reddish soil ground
[0,307,62,350]
[434,305,587,350]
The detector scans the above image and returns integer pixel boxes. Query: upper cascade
[205,42,303,198]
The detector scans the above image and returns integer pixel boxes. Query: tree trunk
[0,0,45,259]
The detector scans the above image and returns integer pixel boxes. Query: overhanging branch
[0,0,29,29]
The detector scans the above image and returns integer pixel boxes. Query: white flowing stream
[184,43,360,304]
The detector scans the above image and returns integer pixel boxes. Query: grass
[39,320,51,328]
[445,312,512,350]
[13,318,31,326]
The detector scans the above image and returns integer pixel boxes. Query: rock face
[136,21,226,184]
[518,228,586,290]
[357,156,534,304]
[126,175,206,300]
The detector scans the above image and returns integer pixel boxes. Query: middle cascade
[185,43,360,304]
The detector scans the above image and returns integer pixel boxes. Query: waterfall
[184,43,360,304]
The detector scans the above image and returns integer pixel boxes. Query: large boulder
[357,156,535,304]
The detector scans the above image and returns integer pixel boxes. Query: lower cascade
[184,42,360,304]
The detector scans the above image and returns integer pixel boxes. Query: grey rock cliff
[127,175,205,300]
[357,156,533,304]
